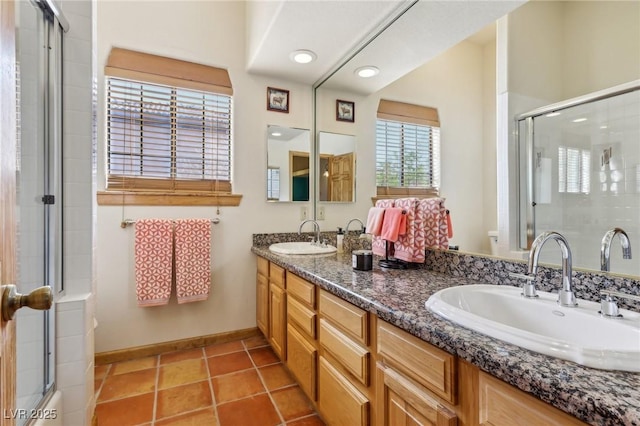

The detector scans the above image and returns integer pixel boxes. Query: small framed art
[336,99,354,122]
[267,87,289,113]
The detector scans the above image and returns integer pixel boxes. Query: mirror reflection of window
[376,100,441,197]
[267,167,280,200]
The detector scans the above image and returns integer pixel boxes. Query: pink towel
[366,207,385,236]
[423,198,449,250]
[175,219,212,304]
[373,199,395,256]
[380,208,406,242]
[393,198,421,263]
[134,219,173,307]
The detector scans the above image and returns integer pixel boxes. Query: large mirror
[312,0,640,275]
[266,125,311,202]
[318,132,356,202]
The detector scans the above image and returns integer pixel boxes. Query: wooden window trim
[97,191,242,207]
[103,48,239,206]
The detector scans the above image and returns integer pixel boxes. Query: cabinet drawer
[378,321,456,404]
[479,372,587,426]
[287,324,317,401]
[378,362,457,426]
[257,256,269,277]
[287,273,315,307]
[288,296,316,338]
[269,263,286,289]
[319,319,369,386]
[318,356,369,426]
[319,290,368,345]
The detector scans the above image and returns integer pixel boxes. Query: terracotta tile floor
[95,335,326,426]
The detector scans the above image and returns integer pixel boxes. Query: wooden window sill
[97,191,242,207]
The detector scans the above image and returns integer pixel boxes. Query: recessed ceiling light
[546,112,561,117]
[600,125,608,129]
[271,132,282,137]
[290,50,316,64]
[355,66,379,78]
[572,117,587,123]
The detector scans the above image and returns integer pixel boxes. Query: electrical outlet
[300,206,308,221]
[318,206,325,220]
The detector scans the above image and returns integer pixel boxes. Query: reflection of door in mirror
[318,132,356,202]
[290,151,310,201]
[266,125,310,202]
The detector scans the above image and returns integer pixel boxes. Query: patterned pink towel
[373,199,395,256]
[393,198,422,263]
[174,219,211,304]
[135,219,173,307]
[423,198,449,249]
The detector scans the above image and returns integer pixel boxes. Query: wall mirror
[318,132,356,202]
[312,0,640,276]
[266,125,310,202]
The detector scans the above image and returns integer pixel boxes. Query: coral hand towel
[134,219,173,307]
[174,219,211,304]
[366,207,385,236]
[380,208,405,242]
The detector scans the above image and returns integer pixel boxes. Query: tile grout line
[202,346,221,425]
[246,341,287,426]
[151,355,160,425]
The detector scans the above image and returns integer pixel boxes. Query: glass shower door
[15,0,62,420]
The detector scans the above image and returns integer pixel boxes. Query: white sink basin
[269,242,337,255]
[425,284,640,372]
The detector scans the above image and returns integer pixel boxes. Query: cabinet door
[377,363,457,426]
[269,283,286,360]
[478,372,586,426]
[287,324,317,401]
[256,272,269,338]
[319,356,369,426]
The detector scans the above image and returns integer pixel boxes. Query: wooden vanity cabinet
[268,263,287,360]
[318,289,376,426]
[286,273,319,402]
[256,257,269,338]
[376,321,458,426]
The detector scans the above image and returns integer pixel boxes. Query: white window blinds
[376,100,441,195]
[105,48,233,193]
[558,146,590,194]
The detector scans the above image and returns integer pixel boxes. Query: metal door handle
[1,285,53,321]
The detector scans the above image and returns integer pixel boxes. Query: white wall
[95,1,313,352]
[315,40,489,253]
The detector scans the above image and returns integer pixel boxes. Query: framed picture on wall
[336,99,355,122]
[267,87,290,113]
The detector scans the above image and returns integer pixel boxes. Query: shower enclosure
[517,81,640,276]
[15,0,66,421]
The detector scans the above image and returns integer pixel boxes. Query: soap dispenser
[336,227,344,253]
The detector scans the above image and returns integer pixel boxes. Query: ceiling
[246,0,528,94]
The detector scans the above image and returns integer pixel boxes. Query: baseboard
[95,327,260,365]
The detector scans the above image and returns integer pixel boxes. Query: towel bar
[120,218,220,228]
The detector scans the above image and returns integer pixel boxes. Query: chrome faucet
[527,231,578,307]
[298,219,321,244]
[345,218,365,235]
[600,227,632,272]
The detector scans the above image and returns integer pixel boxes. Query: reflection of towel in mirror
[366,207,385,236]
[373,199,395,256]
[175,219,212,304]
[380,208,406,242]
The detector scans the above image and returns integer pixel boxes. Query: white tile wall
[57,0,96,424]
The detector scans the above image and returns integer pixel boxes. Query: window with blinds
[376,100,440,196]
[267,167,280,200]
[104,48,233,193]
[558,146,590,194]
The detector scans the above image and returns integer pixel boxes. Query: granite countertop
[252,245,640,426]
